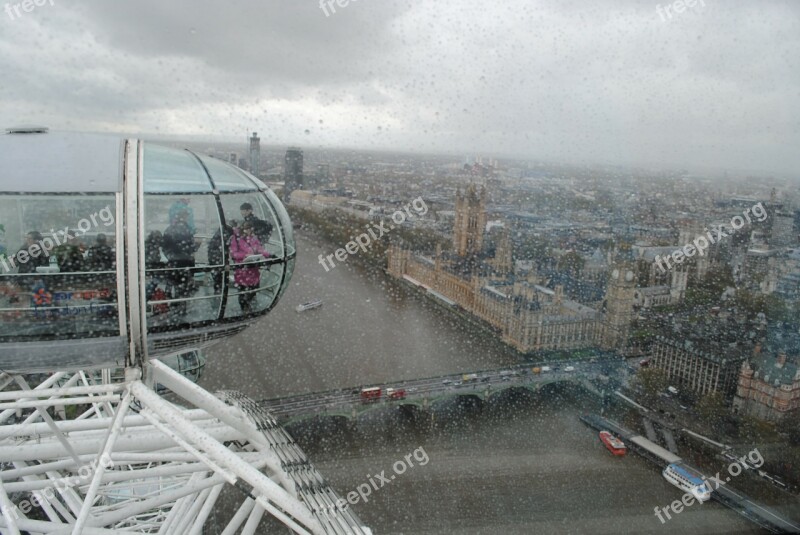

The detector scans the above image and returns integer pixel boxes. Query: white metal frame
[0,136,369,534]
[0,361,369,534]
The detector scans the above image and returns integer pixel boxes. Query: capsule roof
[1,130,124,193]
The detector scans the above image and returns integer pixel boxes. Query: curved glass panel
[224,261,285,319]
[242,171,269,191]
[143,194,223,329]
[219,193,282,318]
[197,154,258,192]
[143,144,213,193]
[263,187,295,257]
[219,193,281,257]
[277,256,295,301]
[0,194,119,340]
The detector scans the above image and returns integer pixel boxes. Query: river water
[200,232,760,534]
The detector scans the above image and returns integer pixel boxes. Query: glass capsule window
[143,143,213,194]
[0,195,119,341]
[196,154,258,192]
[220,193,284,318]
[141,143,295,330]
[143,194,224,329]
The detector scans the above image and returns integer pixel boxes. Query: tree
[737,414,778,443]
[779,411,800,446]
[633,368,669,403]
[514,234,550,264]
[557,251,585,278]
[695,392,727,432]
[684,266,734,308]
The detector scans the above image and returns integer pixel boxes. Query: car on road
[540,366,551,373]
[480,376,491,382]
[564,366,575,372]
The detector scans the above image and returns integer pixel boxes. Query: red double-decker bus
[360,387,381,402]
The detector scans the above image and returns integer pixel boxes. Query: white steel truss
[0,360,370,534]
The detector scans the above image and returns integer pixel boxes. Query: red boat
[599,431,627,456]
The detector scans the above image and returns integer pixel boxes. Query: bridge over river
[260,357,627,424]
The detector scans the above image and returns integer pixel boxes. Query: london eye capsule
[0,128,296,372]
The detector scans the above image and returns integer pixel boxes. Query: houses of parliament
[387,184,637,355]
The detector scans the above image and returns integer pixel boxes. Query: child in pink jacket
[229,221,269,313]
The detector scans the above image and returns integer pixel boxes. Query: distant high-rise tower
[249,132,260,176]
[453,184,487,256]
[316,164,330,182]
[229,152,237,165]
[284,147,304,202]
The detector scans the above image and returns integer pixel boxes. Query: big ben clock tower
[602,264,637,353]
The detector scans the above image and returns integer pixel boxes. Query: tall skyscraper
[229,152,237,165]
[284,147,303,202]
[249,132,260,176]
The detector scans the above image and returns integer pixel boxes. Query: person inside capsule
[0,196,121,339]
[162,207,200,317]
[229,220,270,314]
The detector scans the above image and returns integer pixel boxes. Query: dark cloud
[72,0,411,87]
[0,0,798,175]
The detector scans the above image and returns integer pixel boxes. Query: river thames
[200,232,761,534]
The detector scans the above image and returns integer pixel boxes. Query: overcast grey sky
[1,0,798,175]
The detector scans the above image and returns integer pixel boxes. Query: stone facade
[386,183,641,354]
[734,350,800,421]
[387,246,604,354]
[453,185,487,257]
[651,335,748,400]
[601,266,637,352]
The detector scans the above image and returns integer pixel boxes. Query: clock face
[612,269,620,279]
[625,270,634,282]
